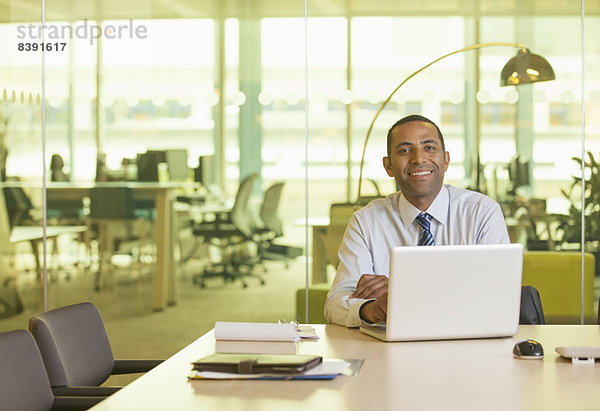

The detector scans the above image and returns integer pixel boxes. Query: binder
[191,353,322,374]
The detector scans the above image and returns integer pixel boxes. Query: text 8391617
[18,42,67,51]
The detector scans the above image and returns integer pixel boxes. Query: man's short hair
[386,114,445,157]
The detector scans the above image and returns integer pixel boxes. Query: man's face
[382,121,449,210]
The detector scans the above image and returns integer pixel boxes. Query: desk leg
[311,226,328,284]
[168,194,178,306]
[153,190,173,311]
[30,239,42,282]
[30,239,45,305]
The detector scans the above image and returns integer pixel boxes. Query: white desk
[9,225,88,280]
[91,325,600,410]
[9,225,87,243]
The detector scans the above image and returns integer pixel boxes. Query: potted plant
[554,151,600,273]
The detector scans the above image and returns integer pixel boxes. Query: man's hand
[350,274,388,299]
[359,294,388,323]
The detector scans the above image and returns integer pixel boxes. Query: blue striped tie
[416,213,434,246]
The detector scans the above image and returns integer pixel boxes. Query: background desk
[294,217,330,284]
[91,325,600,410]
[46,182,196,311]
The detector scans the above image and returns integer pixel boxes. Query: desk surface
[9,225,86,243]
[92,325,600,411]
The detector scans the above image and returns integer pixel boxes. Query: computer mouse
[513,339,544,359]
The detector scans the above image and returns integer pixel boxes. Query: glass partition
[0,4,44,326]
[0,1,597,385]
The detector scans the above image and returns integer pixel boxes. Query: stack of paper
[215,340,298,354]
[215,322,319,342]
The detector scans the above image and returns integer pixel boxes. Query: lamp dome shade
[500,48,555,86]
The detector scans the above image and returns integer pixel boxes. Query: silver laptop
[360,244,523,342]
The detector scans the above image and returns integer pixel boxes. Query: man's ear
[382,156,394,177]
[443,151,450,172]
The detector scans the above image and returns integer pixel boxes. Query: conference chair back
[29,302,115,387]
[0,329,55,410]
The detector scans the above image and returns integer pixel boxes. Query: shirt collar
[398,185,449,227]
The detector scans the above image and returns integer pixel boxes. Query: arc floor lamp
[356,42,556,204]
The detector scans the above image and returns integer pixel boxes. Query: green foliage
[554,152,600,246]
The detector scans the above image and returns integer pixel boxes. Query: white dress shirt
[324,185,510,327]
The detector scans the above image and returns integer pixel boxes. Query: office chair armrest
[112,359,163,374]
[176,194,206,205]
[52,395,105,411]
[52,386,120,396]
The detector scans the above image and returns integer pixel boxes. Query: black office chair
[190,173,265,288]
[2,184,77,281]
[28,301,163,397]
[519,285,545,325]
[3,184,37,228]
[0,329,104,410]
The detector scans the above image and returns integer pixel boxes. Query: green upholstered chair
[296,283,330,324]
[522,251,595,324]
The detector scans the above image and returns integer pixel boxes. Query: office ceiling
[0,0,598,23]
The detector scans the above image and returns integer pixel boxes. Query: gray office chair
[191,173,265,288]
[258,182,285,238]
[29,301,163,397]
[253,182,302,269]
[0,329,103,411]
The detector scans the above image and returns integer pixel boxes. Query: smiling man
[324,114,509,327]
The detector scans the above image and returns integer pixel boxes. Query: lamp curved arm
[356,41,526,203]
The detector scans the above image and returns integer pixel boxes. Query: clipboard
[192,353,323,374]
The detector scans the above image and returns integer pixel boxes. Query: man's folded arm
[325,278,375,327]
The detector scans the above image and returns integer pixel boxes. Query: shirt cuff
[350,298,376,327]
